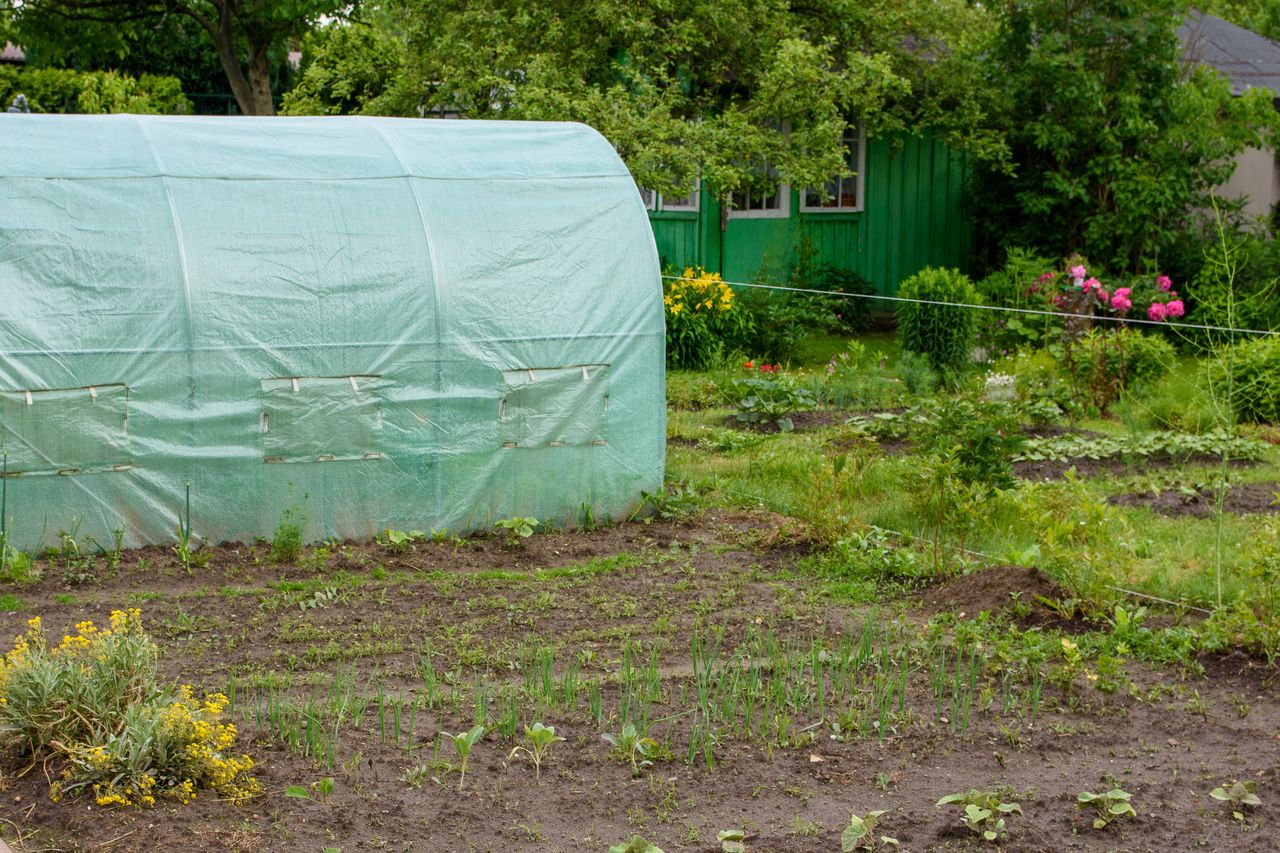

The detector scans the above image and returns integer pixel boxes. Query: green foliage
[507,722,565,782]
[371,0,1003,200]
[817,343,921,410]
[842,810,899,851]
[1210,780,1262,822]
[602,721,655,778]
[282,21,406,115]
[936,789,1022,842]
[286,776,336,801]
[716,829,746,853]
[0,65,190,114]
[439,724,484,790]
[726,375,816,432]
[271,500,308,564]
[918,397,1024,492]
[377,528,426,552]
[1064,329,1176,411]
[494,516,538,546]
[1206,336,1280,424]
[1015,428,1268,463]
[11,1,354,115]
[973,0,1277,274]
[1076,788,1136,829]
[896,267,979,383]
[608,837,665,853]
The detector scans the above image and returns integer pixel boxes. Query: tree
[8,1,355,115]
[1199,0,1280,41]
[971,0,1278,276]
[286,0,1004,202]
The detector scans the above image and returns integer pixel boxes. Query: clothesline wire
[660,274,1279,338]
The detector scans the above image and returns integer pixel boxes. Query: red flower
[743,361,754,369]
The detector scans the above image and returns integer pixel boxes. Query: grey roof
[0,42,24,64]
[1180,10,1280,96]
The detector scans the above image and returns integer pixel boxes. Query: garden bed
[0,513,1275,852]
[1109,481,1280,518]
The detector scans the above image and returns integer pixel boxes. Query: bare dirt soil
[1108,481,1280,518]
[0,513,1275,852]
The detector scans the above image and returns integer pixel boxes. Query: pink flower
[1039,272,1056,284]
[1110,294,1131,312]
[1083,277,1101,292]
[1096,288,1109,303]
[1114,287,1131,298]
[1166,299,1184,318]
[1071,265,1087,279]
[1156,275,1172,291]
[1147,302,1168,321]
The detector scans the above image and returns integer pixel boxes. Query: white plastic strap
[24,390,31,406]
[527,368,535,383]
[291,377,300,394]
[582,365,589,382]
[260,412,269,432]
[89,386,98,400]
[349,375,359,392]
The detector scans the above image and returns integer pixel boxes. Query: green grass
[0,593,22,611]
[665,351,1280,612]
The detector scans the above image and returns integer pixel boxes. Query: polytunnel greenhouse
[0,115,665,547]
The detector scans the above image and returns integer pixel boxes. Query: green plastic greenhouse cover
[0,114,665,548]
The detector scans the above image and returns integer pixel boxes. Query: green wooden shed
[645,129,972,293]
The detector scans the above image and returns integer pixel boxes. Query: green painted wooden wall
[648,131,971,295]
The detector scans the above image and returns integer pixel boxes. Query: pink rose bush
[1047,259,1185,323]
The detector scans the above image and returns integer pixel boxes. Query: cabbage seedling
[1076,788,1136,829]
[1211,780,1261,821]
[602,722,655,778]
[508,722,565,782]
[441,724,485,790]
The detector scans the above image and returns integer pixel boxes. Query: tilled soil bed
[0,513,1274,852]
[1108,480,1280,518]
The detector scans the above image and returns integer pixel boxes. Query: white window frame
[638,186,657,211]
[801,125,865,213]
[659,178,700,212]
[727,174,790,220]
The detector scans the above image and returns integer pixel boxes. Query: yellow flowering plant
[0,610,259,808]
[664,266,753,369]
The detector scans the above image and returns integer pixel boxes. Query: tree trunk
[246,44,276,116]
[189,1,274,115]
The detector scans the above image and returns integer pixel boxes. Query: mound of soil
[1109,480,1280,518]
[916,565,1076,629]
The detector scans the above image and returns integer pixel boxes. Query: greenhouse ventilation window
[500,365,609,448]
[0,385,131,476]
[260,376,384,464]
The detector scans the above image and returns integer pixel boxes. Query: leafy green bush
[724,374,816,431]
[1206,336,1280,425]
[0,610,258,807]
[1065,328,1175,411]
[896,267,979,383]
[0,66,190,114]
[917,397,1025,491]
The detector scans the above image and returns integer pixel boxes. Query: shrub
[1064,328,1175,411]
[0,66,191,115]
[1206,336,1280,425]
[896,267,979,383]
[0,610,259,807]
[664,267,753,369]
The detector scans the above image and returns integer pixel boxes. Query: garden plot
[0,512,1275,852]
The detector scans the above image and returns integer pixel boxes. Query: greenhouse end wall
[0,115,665,548]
